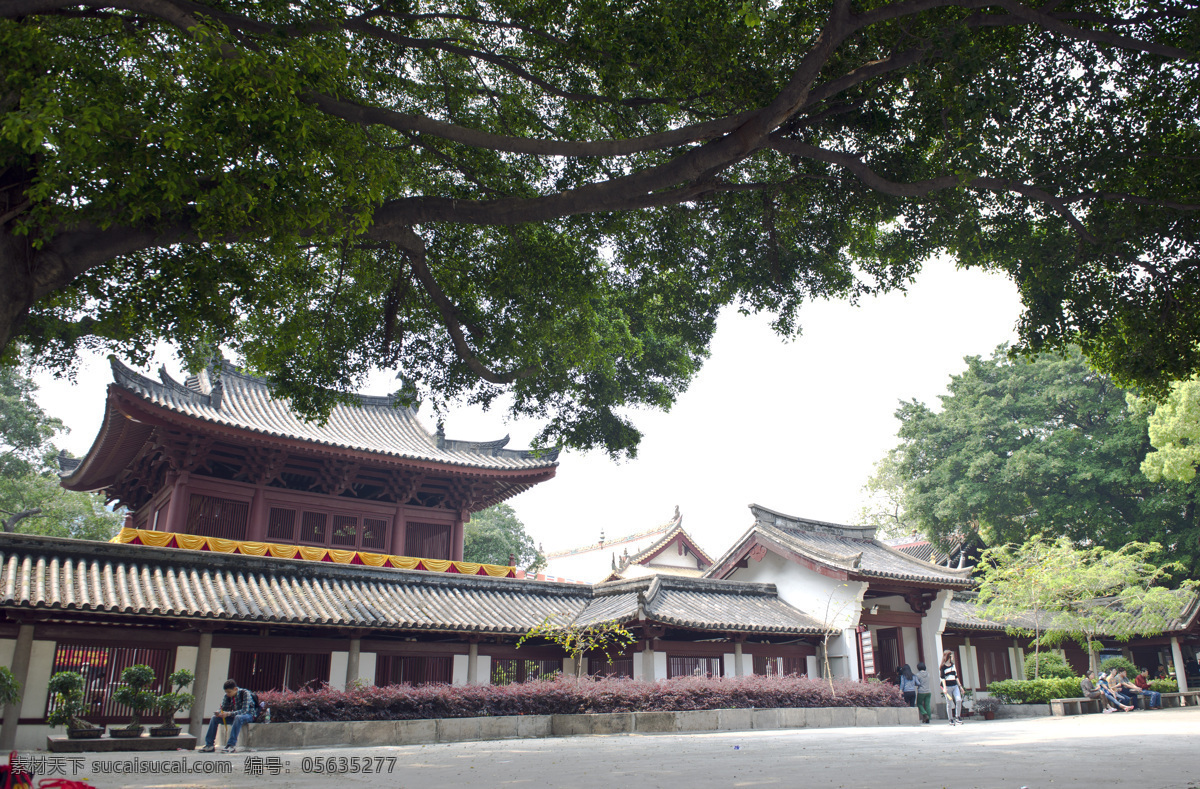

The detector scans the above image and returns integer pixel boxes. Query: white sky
[32,256,1022,561]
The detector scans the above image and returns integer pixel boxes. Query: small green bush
[1099,656,1138,676]
[988,677,1083,704]
[0,666,21,708]
[1148,679,1176,694]
[1023,652,1075,680]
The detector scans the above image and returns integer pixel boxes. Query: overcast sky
[33,256,1023,561]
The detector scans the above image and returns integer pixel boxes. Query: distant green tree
[463,503,545,572]
[855,449,916,541]
[890,346,1200,569]
[1136,377,1200,485]
[0,360,122,539]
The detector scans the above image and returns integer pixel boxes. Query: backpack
[237,688,266,721]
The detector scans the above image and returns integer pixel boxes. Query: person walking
[898,664,922,709]
[940,650,963,725]
[915,662,933,724]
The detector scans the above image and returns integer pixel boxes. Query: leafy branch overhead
[2,0,1198,455]
[517,615,637,678]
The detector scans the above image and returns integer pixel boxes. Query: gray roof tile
[107,358,557,472]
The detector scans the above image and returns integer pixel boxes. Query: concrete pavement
[25,706,1200,789]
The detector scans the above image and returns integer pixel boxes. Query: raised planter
[48,733,198,753]
[149,725,182,738]
[242,706,918,750]
[66,727,105,740]
[109,727,144,739]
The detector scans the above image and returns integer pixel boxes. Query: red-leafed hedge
[259,675,905,723]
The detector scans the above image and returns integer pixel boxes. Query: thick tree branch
[2,508,42,533]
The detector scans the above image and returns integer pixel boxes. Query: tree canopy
[1137,377,1200,484]
[2,0,1198,456]
[0,361,123,538]
[462,502,545,570]
[888,345,1200,570]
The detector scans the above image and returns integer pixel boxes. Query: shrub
[0,666,20,708]
[1099,656,1138,676]
[1148,679,1176,694]
[1023,652,1074,680]
[987,677,1083,704]
[259,675,906,723]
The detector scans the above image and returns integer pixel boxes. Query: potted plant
[111,664,158,738]
[149,669,195,737]
[46,671,104,739]
[975,696,1003,721]
[959,689,975,717]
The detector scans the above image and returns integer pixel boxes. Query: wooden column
[163,472,191,535]
[393,505,406,556]
[641,643,656,682]
[451,515,465,561]
[247,485,268,543]
[346,637,362,688]
[1171,636,1188,694]
[188,630,214,736]
[0,623,34,750]
[466,641,479,685]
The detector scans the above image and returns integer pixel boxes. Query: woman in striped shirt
[940,650,963,725]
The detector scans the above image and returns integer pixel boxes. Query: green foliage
[0,360,123,538]
[1023,652,1074,681]
[1148,679,1177,694]
[855,449,916,539]
[1137,377,1200,484]
[1100,656,1139,677]
[987,678,1084,705]
[891,346,1200,570]
[111,664,158,729]
[517,616,637,679]
[0,665,20,708]
[463,504,545,572]
[46,670,88,729]
[154,669,196,725]
[2,1,1199,457]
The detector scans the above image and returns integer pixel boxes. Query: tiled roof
[710,505,974,587]
[945,591,1200,635]
[580,576,831,635]
[543,510,683,583]
[102,358,557,472]
[0,533,828,637]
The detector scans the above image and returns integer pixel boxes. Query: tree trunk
[3,508,42,532]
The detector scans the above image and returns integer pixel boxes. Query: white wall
[806,655,819,678]
[647,543,700,570]
[0,638,14,671]
[632,651,643,680]
[20,641,56,719]
[329,651,348,690]
[452,654,468,685]
[204,648,231,716]
[653,652,667,681]
[475,656,492,685]
[728,552,868,630]
[175,645,198,675]
[358,652,377,687]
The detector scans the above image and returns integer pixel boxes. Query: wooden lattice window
[299,511,328,544]
[405,521,452,559]
[185,494,249,540]
[331,514,358,547]
[229,650,331,692]
[667,656,722,679]
[361,518,388,551]
[588,656,634,678]
[375,655,453,686]
[46,644,176,724]
[266,507,296,541]
[490,658,561,685]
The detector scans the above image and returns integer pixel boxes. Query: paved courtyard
[29,707,1200,789]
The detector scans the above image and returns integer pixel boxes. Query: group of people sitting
[1081,668,1163,712]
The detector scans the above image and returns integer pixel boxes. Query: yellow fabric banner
[298,546,328,562]
[236,542,269,556]
[136,530,175,548]
[206,537,239,553]
[174,534,207,551]
[111,528,515,577]
[267,544,299,559]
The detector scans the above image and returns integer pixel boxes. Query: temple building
[0,360,831,750]
[540,509,713,584]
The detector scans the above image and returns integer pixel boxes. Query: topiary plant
[153,669,195,729]
[1023,652,1075,680]
[1099,656,1138,677]
[112,664,159,730]
[0,666,21,708]
[46,671,94,730]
